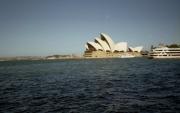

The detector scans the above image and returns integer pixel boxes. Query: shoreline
[0,56,144,62]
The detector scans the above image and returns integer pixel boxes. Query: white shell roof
[129,46,143,52]
[87,42,103,50]
[114,42,128,52]
[85,44,89,50]
[95,38,111,51]
[100,33,115,52]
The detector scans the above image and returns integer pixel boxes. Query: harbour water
[0,58,180,113]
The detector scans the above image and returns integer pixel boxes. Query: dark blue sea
[0,58,180,113]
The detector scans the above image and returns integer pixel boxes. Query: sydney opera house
[84,33,143,58]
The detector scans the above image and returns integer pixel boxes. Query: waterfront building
[84,33,143,58]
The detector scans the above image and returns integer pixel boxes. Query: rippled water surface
[0,58,180,113]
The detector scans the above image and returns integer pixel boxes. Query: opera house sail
[84,33,143,58]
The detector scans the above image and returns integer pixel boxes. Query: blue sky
[0,0,180,56]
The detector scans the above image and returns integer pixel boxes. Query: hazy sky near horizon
[0,0,180,56]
